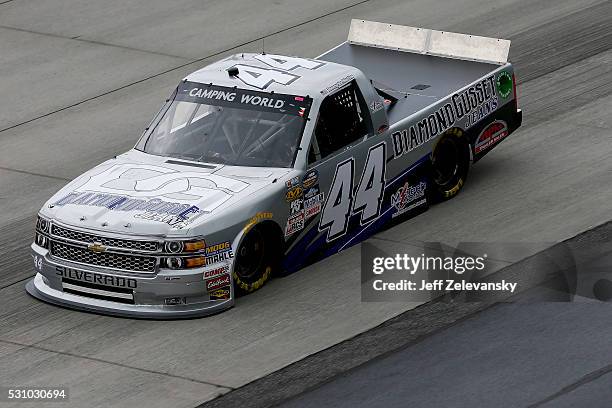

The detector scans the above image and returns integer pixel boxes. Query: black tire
[232,223,281,295]
[430,128,470,201]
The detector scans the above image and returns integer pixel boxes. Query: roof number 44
[232,55,324,90]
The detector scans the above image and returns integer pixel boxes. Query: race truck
[27,19,522,318]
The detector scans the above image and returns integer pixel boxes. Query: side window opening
[308,142,318,165]
[310,81,370,163]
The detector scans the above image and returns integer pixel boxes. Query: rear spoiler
[348,19,510,65]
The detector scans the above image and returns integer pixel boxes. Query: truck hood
[42,150,290,236]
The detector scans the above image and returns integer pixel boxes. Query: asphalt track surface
[0,0,611,407]
[277,223,612,408]
[281,303,612,408]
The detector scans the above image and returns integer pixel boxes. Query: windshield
[137,82,311,168]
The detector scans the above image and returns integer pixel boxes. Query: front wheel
[232,224,280,295]
[430,128,471,201]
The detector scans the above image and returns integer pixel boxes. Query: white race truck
[28,20,522,318]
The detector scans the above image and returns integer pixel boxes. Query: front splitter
[26,273,234,319]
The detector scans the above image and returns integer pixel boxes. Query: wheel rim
[234,229,266,281]
[432,138,460,186]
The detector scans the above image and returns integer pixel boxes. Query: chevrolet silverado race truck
[27,20,522,318]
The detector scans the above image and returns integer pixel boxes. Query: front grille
[51,241,157,273]
[51,224,159,252]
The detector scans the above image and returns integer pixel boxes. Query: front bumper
[27,244,234,319]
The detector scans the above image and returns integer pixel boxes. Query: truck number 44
[319,143,386,241]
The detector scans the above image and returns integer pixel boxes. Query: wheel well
[251,220,285,254]
[432,127,472,163]
[429,127,471,202]
[241,220,285,278]
[433,127,464,148]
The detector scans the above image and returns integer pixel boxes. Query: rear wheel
[430,128,470,201]
[232,224,280,295]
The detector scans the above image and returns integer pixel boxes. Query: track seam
[0,0,370,135]
[0,337,235,390]
[0,274,34,290]
[0,24,193,60]
[527,363,612,407]
[0,165,71,181]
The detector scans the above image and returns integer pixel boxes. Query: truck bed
[320,42,498,126]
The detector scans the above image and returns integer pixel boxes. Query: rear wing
[348,19,510,65]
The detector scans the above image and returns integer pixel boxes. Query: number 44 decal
[319,143,386,241]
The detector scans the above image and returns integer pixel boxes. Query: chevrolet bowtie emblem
[88,242,107,253]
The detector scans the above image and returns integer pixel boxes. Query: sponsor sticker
[286,186,303,202]
[209,288,230,300]
[304,193,324,209]
[203,265,230,279]
[463,96,499,129]
[164,297,186,305]
[369,99,383,113]
[290,199,304,215]
[304,186,320,199]
[189,85,291,105]
[55,191,205,229]
[205,251,233,265]
[391,181,427,218]
[496,71,513,99]
[285,176,300,188]
[305,202,322,218]
[205,241,231,256]
[206,274,231,291]
[302,170,319,189]
[179,81,311,115]
[134,209,203,229]
[205,241,234,265]
[285,211,305,236]
[391,75,497,159]
[474,120,509,154]
[52,162,250,229]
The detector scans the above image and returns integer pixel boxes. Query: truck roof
[184,53,359,98]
